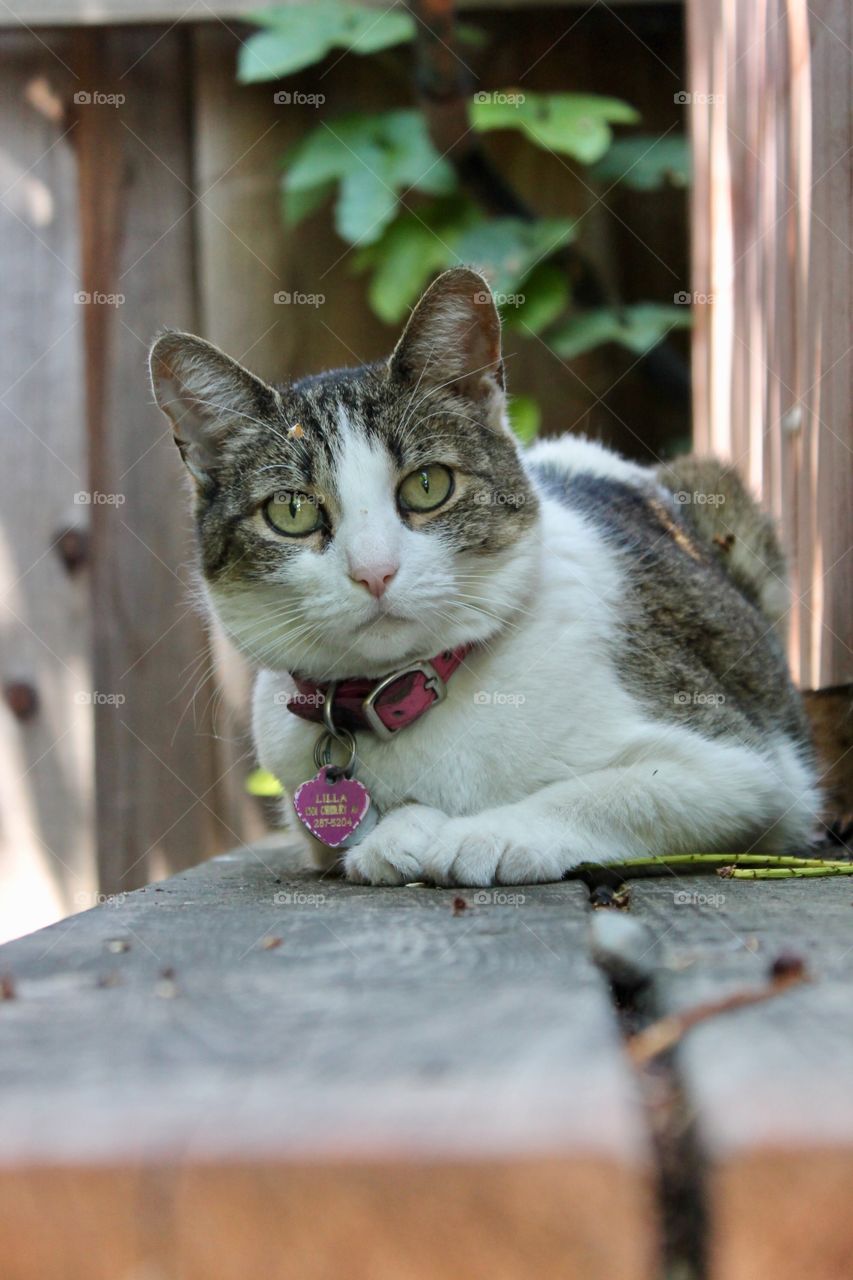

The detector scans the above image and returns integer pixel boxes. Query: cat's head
[149,267,539,678]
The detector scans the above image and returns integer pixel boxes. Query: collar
[287,644,474,740]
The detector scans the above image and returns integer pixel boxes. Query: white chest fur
[252,498,644,816]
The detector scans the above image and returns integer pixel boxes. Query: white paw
[344,804,447,885]
[424,815,570,886]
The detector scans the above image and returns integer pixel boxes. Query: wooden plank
[3,0,681,28]
[0,844,655,1280]
[73,28,251,895]
[0,31,95,940]
[688,0,852,689]
[630,877,853,1280]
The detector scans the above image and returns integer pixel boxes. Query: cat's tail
[657,456,790,624]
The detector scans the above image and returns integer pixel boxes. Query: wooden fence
[0,0,848,941]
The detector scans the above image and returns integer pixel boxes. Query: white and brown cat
[150,267,819,885]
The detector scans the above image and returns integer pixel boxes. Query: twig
[572,853,852,877]
[719,864,853,879]
[627,966,808,1065]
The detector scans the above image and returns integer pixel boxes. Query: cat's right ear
[149,331,278,486]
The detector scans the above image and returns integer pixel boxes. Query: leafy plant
[239,3,691,437]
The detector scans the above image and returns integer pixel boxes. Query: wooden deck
[0,842,851,1279]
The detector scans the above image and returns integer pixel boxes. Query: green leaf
[245,768,284,798]
[239,3,415,82]
[353,198,475,323]
[282,111,456,244]
[503,261,569,334]
[471,91,640,165]
[547,304,692,360]
[454,217,576,295]
[507,394,541,444]
[589,134,691,190]
[282,179,334,226]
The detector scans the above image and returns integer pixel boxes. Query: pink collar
[287,645,473,740]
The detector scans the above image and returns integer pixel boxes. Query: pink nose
[349,563,398,599]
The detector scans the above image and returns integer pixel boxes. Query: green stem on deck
[719,864,853,879]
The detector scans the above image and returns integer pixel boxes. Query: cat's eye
[263,492,323,537]
[398,464,454,514]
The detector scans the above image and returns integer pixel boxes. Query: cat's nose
[349,562,399,599]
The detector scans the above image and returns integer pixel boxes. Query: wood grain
[74,28,248,895]
[630,877,853,1280]
[0,32,95,940]
[688,0,852,689]
[0,844,655,1279]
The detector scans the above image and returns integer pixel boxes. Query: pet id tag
[293,727,378,850]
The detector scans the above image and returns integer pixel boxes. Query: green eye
[264,492,323,537]
[398,464,454,514]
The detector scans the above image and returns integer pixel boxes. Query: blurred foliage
[240,3,691,439]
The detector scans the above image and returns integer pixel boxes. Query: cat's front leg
[420,738,815,886]
[344,803,449,885]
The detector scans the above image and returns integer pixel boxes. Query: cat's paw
[344,804,448,885]
[424,814,568,886]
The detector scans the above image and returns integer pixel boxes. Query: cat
[149,267,820,886]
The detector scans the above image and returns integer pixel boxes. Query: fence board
[688,0,852,689]
[0,32,94,941]
[73,27,248,895]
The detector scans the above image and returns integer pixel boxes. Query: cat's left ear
[149,331,279,486]
[388,267,506,429]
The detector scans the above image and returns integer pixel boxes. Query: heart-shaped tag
[293,768,376,849]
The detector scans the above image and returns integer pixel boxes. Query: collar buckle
[361,660,447,741]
